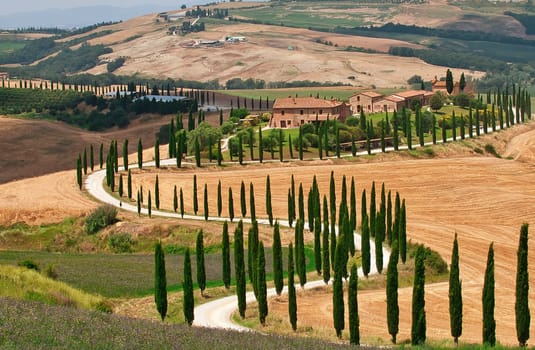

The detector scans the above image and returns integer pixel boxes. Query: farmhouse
[431,77,473,95]
[0,72,9,80]
[269,97,351,128]
[349,91,383,114]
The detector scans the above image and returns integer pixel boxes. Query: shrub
[410,243,448,275]
[18,259,40,271]
[44,264,59,280]
[484,144,500,158]
[85,205,118,234]
[108,233,135,253]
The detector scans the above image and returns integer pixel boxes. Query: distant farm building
[133,95,189,103]
[0,72,9,80]
[431,76,474,95]
[350,90,433,114]
[269,97,351,128]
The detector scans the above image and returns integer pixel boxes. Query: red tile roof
[273,97,343,109]
[354,91,383,98]
[393,90,427,98]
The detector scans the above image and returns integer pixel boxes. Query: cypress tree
[259,126,263,163]
[228,187,234,222]
[76,155,82,190]
[350,177,357,231]
[333,235,345,338]
[90,144,94,171]
[322,196,331,284]
[288,134,294,159]
[238,134,243,165]
[387,241,399,344]
[387,190,392,246]
[314,217,322,274]
[235,220,246,318]
[329,171,336,237]
[273,222,283,295]
[400,200,407,264]
[240,181,246,217]
[183,248,194,325]
[370,181,376,238]
[308,187,315,232]
[83,147,87,175]
[217,180,222,217]
[375,211,384,274]
[298,183,305,222]
[279,129,284,162]
[148,191,152,218]
[155,175,160,210]
[222,221,231,289]
[155,137,160,168]
[442,118,447,144]
[195,230,206,296]
[100,143,104,169]
[195,137,201,167]
[180,187,184,218]
[349,263,360,345]
[516,223,530,347]
[361,214,370,277]
[257,241,268,325]
[482,243,496,346]
[291,175,296,222]
[193,175,198,215]
[452,111,457,141]
[123,139,129,171]
[411,245,426,345]
[118,174,124,197]
[296,220,307,288]
[287,189,294,228]
[137,190,141,216]
[288,243,297,331]
[203,184,209,221]
[393,111,399,150]
[249,182,256,221]
[173,185,178,212]
[248,221,259,295]
[449,233,463,345]
[266,175,273,226]
[298,125,304,160]
[154,241,168,321]
[217,137,222,166]
[127,170,132,199]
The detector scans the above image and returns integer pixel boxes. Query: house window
[301,120,304,125]
[357,105,361,112]
[300,109,303,115]
[319,109,323,114]
[281,120,286,128]
[357,96,360,102]
[368,105,371,111]
[281,110,285,116]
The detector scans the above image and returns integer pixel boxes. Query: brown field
[1,114,535,345]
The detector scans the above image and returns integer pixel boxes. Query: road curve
[85,156,390,331]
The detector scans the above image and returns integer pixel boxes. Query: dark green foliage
[249,182,256,222]
[411,245,427,345]
[333,235,345,339]
[273,222,284,296]
[99,143,104,170]
[516,224,530,347]
[314,217,322,275]
[127,170,132,199]
[348,263,360,345]
[228,187,234,222]
[482,242,496,346]
[154,175,160,210]
[387,191,392,246]
[137,139,142,169]
[238,134,243,165]
[361,214,370,277]
[288,242,297,331]
[123,139,128,171]
[196,231,206,296]
[248,221,259,296]
[266,176,273,226]
[118,174,123,197]
[257,241,268,325]
[85,205,117,234]
[449,233,463,344]
[295,220,307,288]
[399,199,407,263]
[370,182,376,237]
[446,69,454,94]
[330,171,336,239]
[298,125,304,160]
[279,129,284,162]
[350,177,357,232]
[173,185,178,213]
[76,155,82,190]
[193,175,198,215]
[240,181,246,218]
[137,191,141,216]
[387,241,399,344]
[154,241,167,321]
[183,248,194,326]
[322,196,331,285]
[155,137,160,169]
[222,221,231,289]
[375,211,384,274]
[203,184,209,221]
[287,189,294,228]
[194,137,201,167]
[83,148,87,175]
[234,220,247,318]
[180,188,184,218]
[217,181,222,217]
[258,126,264,163]
[298,183,305,222]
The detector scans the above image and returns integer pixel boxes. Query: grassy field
[0,297,354,349]
[0,40,25,55]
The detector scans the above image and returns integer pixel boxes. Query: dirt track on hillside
[1,119,535,345]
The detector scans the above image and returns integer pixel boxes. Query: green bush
[409,243,448,275]
[85,205,117,234]
[108,233,135,253]
[18,259,40,271]
[484,144,500,158]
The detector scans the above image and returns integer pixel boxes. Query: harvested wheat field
[1,118,535,345]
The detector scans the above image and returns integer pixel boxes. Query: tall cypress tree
[288,242,297,331]
[248,221,259,296]
[361,214,370,277]
[240,181,246,217]
[400,199,407,263]
[155,175,160,210]
[196,230,206,296]
[257,241,268,325]
[193,175,198,215]
[155,137,160,168]
[349,263,360,346]
[322,195,331,285]
[137,190,141,216]
[180,187,184,218]
[329,171,336,237]
[235,220,246,318]
[154,241,168,321]
[482,242,496,346]
[350,176,357,231]
[249,182,256,221]
[375,211,384,274]
[298,183,305,222]
[370,182,376,238]
[287,189,294,228]
[387,190,393,246]
[76,155,82,190]
[449,233,463,345]
[183,248,194,325]
[387,241,399,344]
[217,180,222,217]
[314,217,322,275]
[266,175,273,226]
[118,174,124,197]
[83,147,87,175]
[411,245,427,345]
[123,139,129,171]
[333,235,345,338]
[273,222,283,295]
[222,221,231,289]
[203,184,209,221]
[296,219,307,288]
[100,143,104,169]
[228,187,234,222]
[258,126,264,163]
[516,224,530,347]
[195,137,201,167]
[90,144,94,171]
[148,190,152,218]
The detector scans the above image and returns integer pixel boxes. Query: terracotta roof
[375,95,405,104]
[433,81,447,87]
[352,91,383,98]
[393,90,427,99]
[273,97,343,109]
